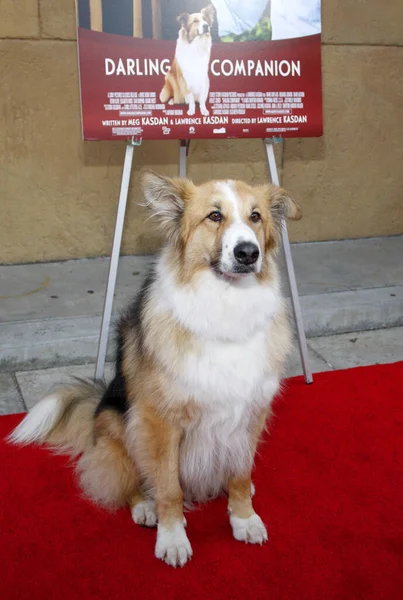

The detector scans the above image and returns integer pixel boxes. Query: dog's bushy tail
[8,380,103,456]
[8,380,137,509]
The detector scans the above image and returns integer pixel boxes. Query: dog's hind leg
[159,81,172,104]
[76,409,139,510]
[171,79,185,106]
[130,493,157,528]
[160,83,171,104]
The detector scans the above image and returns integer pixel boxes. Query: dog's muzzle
[233,242,260,267]
[215,222,263,278]
[213,242,261,278]
[198,21,210,36]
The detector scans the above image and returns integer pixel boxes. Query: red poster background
[77,28,322,141]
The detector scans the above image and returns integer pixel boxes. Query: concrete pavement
[1,235,402,414]
[1,236,402,372]
[1,325,402,416]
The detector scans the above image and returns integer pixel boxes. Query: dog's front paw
[200,107,209,116]
[187,107,195,116]
[230,513,268,545]
[155,522,193,567]
[131,500,157,527]
[168,99,174,105]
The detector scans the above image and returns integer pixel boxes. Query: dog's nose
[234,242,260,266]
[203,23,209,33]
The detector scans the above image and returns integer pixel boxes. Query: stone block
[0,0,39,38]
[322,0,403,46]
[284,46,403,242]
[0,40,159,263]
[40,0,77,40]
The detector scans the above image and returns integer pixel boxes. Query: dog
[160,4,215,116]
[9,171,301,568]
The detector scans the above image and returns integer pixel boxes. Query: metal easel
[95,138,140,380]
[95,137,312,384]
[94,137,186,380]
[264,138,312,383]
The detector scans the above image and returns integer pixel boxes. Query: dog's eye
[250,211,261,223]
[207,211,222,223]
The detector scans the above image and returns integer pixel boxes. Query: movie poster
[76,1,322,140]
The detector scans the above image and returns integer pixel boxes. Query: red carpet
[1,363,403,600]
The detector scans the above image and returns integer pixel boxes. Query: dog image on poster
[76,1,321,123]
[157,0,320,116]
[159,4,215,116]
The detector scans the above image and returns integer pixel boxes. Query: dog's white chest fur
[178,332,279,502]
[181,330,274,404]
[154,260,285,501]
[176,37,210,96]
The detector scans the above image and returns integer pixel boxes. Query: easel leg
[264,140,313,384]
[179,140,189,177]
[95,141,136,379]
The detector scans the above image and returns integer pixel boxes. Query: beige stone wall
[1,1,402,264]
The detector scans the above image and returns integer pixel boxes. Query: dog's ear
[266,184,302,222]
[201,4,215,26]
[141,170,192,244]
[177,13,190,28]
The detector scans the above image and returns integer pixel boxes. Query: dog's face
[142,172,301,283]
[177,5,215,43]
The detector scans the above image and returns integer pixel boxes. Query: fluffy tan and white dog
[9,171,301,568]
[160,5,215,116]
